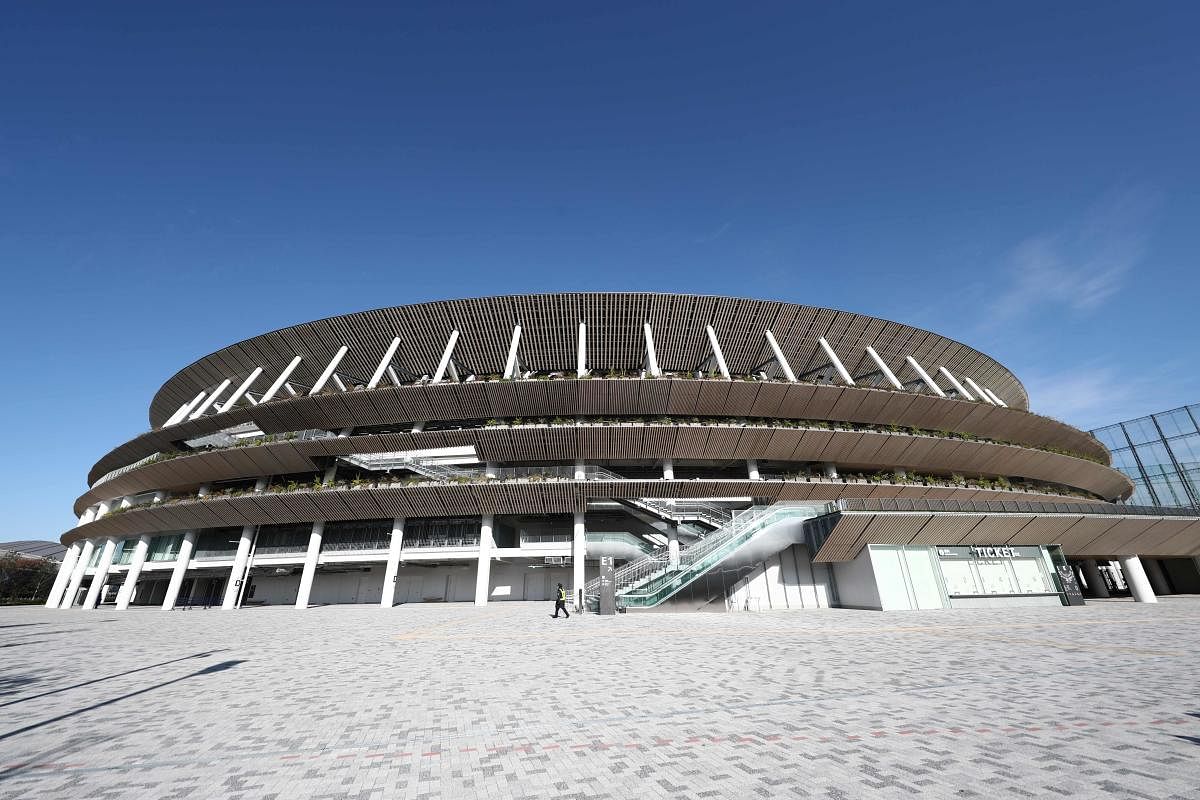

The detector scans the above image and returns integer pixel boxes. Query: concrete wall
[832,549,882,610]
[726,544,832,611]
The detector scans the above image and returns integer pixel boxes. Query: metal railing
[338,452,478,481]
[837,497,1200,518]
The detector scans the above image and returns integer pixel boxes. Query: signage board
[598,556,616,616]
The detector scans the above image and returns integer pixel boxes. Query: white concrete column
[747,459,760,480]
[474,515,494,606]
[61,539,97,608]
[254,477,269,493]
[1082,559,1110,598]
[818,337,855,386]
[574,460,585,480]
[704,325,731,379]
[221,525,255,610]
[152,491,166,504]
[381,517,405,607]
[1108,560,1127,590]
[81,538,118,610]
[1118,556,1157,603]
[94,499,113,520]
[662,459,674,480]
[1142,558,1171,596]
[485,462,499,479]
[763,330,797,382]
[45,542,83,609]
[162,531,197,610]
[197,484,212,498]
[114,534,152,610]
[572,511,586,611]
[667,527,680,570]
[822,463,839,479]
[295,521,324,609]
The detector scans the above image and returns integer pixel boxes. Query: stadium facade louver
[47,293,1200,613]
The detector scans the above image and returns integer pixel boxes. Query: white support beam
[572,511,586,612]
[332,374,348,392]
[763,330,797,382]
[982,386,1008,407]
[818,337,855,386]
[577,322,587,378]
[219,367,264,413]
[165,391,207,427]
[905,356,946,397]
[962,376,995,405]
[474,515,494,606]
[61,539,96,608]
[431,330,459,384]
[937,367,974,400]
[446,359,460,383]
[643,323,662,377]
[367,337,403,389]
[381,517,405,607]
[705,325,731,380]
[386,366,402,387]
[164,395,199,427]
[189,379,232,420]
[283,383,299,397]
[865,346,904,391]
[503,325,522,379]
[309,346,349,395]
[259,356,303,404]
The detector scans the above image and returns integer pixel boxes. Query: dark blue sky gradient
[2,2,1198,534]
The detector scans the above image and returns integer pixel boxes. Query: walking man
[551,583,570,618]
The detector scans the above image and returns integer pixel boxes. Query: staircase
[584,502,838,610]
[338,452,478,481]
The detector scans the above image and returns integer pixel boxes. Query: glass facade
[1092,404,1200,509]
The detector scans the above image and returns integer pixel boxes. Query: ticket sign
[937,545,1044,560]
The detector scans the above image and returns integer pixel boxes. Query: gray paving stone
[0,599,1198,798]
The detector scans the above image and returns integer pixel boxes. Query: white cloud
[1023,358,1197,431]
[984,186,1158,324]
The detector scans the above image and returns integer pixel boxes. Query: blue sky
[2,2,1198,536]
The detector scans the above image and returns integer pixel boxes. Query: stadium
[46,293,1200,613]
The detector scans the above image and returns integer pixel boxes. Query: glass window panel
[1123,418,1161,446]
[1011,559,1053,593]
[1110,448,1141,474]
[976,561,1017,594]
[939,560,978,595]
[1166,433,1200,466]
[1155,409,1198,438]
[1128,481,1157,506]
[1092,425,1127,451]
[1132,441,1172,471]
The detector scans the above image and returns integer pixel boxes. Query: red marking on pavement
[367,753,390,759]
[653,738,672,746]
[791,735,808,741]
[976,728,991,733]
[542,744,560,751]
[337,754,356,759]
[846,736,861,741]
[459,747,477,753]
[764,735,782,741]
[871,731,888,738]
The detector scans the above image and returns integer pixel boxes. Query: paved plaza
[1,599,1198,799]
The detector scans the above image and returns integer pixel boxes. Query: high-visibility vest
[557,587,566,601]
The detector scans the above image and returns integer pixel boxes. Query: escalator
[584,502,839,611]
